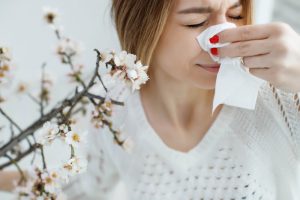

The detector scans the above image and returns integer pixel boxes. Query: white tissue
[196,22,266,114]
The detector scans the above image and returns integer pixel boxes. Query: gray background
[1,0,298,199]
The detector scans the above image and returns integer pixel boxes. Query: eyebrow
[177,2,241,14]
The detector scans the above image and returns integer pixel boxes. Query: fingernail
[210,48,218,56]
[209,35,219,44]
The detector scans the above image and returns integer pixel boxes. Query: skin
[140,0,300,153]
[218,23,300,93]
[0,171,20,192]
[141,0,245,153]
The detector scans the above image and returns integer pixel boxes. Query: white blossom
[56,168,70,184]
[127,69,138,80]
[122,138,134,153]
[15,81,30,94]
[64,130,87,148]
[59,124,69,134]
[42,72,55,89]
[113,50,136,67]
[42,6,60,24]
[41,170,61,194]
[128,60,149,91]
[116,130,134,153]
[36,121,59,145]
[112,51,149,92]
[0,47,13,86]
[0,47,11,62]
[62,157,87,176]
[99,50,114,63]
[13,179,34,194]
[56,38,82,57]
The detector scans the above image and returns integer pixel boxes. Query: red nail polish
[209,35,219,44]
[210,48,218,56]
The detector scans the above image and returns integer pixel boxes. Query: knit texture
[63,82,300,200]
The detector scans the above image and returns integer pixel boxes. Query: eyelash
[186,15,244,28]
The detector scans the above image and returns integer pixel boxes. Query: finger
[218,24,271,43]
[248,68,272,81]
[218,40,271,58]
[243,54,272,69]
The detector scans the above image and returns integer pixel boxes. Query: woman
[1,0,300,199]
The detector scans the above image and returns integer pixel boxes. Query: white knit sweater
[63,82,300,200]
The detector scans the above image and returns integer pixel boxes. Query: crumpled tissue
[196,22,266,114]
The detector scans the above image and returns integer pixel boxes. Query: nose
[209,13,228,25]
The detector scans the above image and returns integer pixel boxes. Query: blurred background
[0,0,299,199]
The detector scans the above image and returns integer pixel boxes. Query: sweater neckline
[132,90,231,169]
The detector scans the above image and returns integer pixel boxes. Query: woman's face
[151,0,245,90]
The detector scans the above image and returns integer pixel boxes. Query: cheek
[234,20,246,27]
[153,24,206,76]
[162,36,201,68]
[160,43,199,76]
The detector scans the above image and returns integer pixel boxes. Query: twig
[30,135,37,165]
[0,86,91,159]
[0,144,41,170]
[40,63,47,117]
[26,93,40,105]
[0,107,22,132]
[96,74,107,93]
[102,119,123,146]
[85,92,124,106]
[70,145,75,158]
[55,29,61,40]
[4,154,27,183]
[40,146,47,170]
[9,123,15,140]
[0,108,31,147]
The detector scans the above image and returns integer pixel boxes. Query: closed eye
[229,15,243,20]
[186,15,244,29]
[186,21,207,28]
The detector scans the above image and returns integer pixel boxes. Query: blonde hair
[110,0,253,66]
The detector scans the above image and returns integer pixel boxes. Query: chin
[190,81,216,90]
[190,77,217,90]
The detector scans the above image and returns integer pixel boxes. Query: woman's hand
[217,22,300,93]
[0,170,21,192]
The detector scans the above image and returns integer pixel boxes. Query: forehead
[175,0,240,9]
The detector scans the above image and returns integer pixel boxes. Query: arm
[0,170,21,192]
[271,86,300,158]
[260,82,300,160]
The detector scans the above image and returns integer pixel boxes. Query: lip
[196,64,220,73]
[199,63,220,68]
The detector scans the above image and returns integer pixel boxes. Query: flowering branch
[0,6,149,199]
[0,62,98,159]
